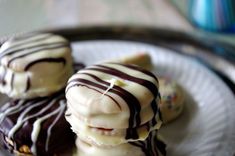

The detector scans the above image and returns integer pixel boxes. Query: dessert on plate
[0,33,76,156]
[0,33,73,99]
[0,89,75,156]
[0,32,171,156]
[158,77,185,123]
[65,62,166,156]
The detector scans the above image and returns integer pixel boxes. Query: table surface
[0,0,192,38]
[1,0,235,46]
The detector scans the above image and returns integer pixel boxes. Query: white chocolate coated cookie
[0,33,73,99]
[65,62,162,145]
[159,77,185,123]
[74,131,166,156]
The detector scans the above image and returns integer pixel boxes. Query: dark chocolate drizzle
[67,73,141,138]
[0,67,6,85]
[0,34,71,94]
[73,63,86,72]
[110,62,159,83]
[88,65,159,97]
[66,63,160,140]
[2,34,52,54]
[0,41,68,59]
[24,57,66,71]
[155,136,167,156]
[6,43,68,68]
[129,131,166,156]
[0,33,69,69]
[25,76,30,92]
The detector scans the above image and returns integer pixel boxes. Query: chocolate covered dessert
[0,33,73,99]
[65,62,166,156]
[0,90,75,156]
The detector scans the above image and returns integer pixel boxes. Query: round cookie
[0,33,73,99]
[159,77,185,123]
[74,131,166,156]
[0,90,75,156]
[65,62,162,146]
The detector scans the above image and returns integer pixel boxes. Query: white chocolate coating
[159,78,185,123]
[111,52,152,70]
[0,33,73,99]
[66,105,161,146]
[65,62,162,145]
[74,131,166,156]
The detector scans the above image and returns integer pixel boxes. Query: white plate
[71,40,235,156]
[0,40,235,156]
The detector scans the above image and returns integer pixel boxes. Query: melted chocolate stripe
[0,42,68,58]
[126,128,139,139]
[25,76,30,92]
[68,77,140,139]
[79,72,141,127]
[155,137,166,156]
[80,64,160,139]
[109,62,159,83]
[1,34,52,54]
[7,44,68,67]
[158,108,163,122]
[150,100,158,127]
[85,65,158,128]
[0,67,6,85]
[67,81,138,136]
[129,141,143,148]
[24,57,66,71]
[129,141,147,153]
[129,140,150,156]
[67,80,122,110]
[68,76,140,128]
[88,65,159,97]
[73,63,86,72]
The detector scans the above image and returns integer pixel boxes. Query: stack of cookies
[65,62,166,156]
[0,33,75,156]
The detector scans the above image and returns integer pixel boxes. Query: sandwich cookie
[0,33,73,99]
[0,90,75,156]
[65,62,162,146]
[159,77,185,123]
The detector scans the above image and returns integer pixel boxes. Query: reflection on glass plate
[0,40,234,156]
[71,40,235,156]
